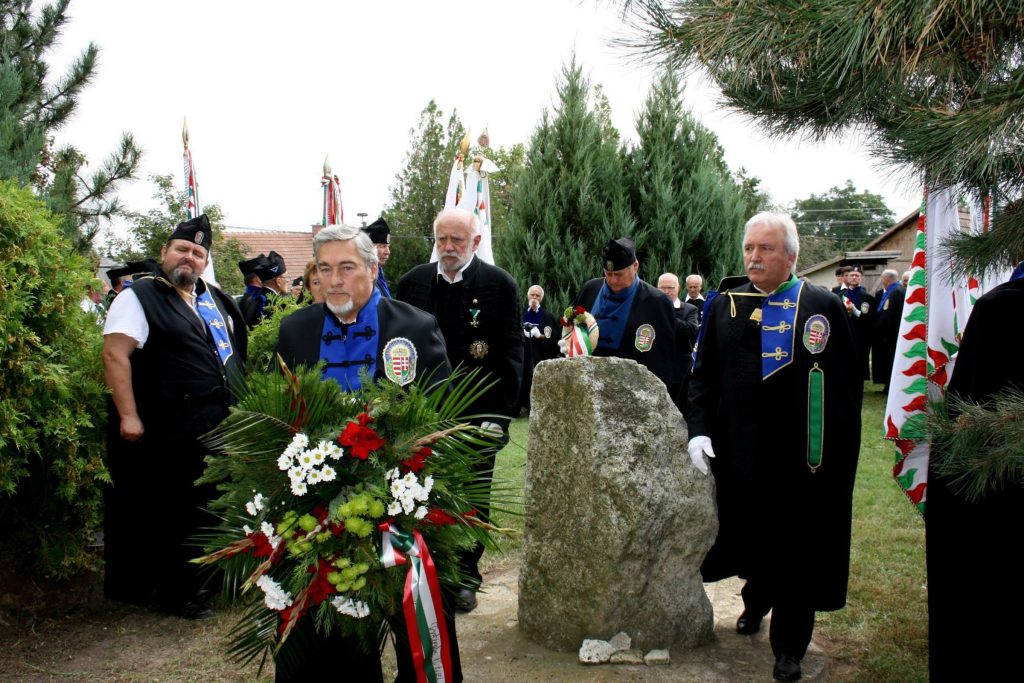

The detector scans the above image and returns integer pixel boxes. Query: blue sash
[760,277,803,379]
[377,267,392,298]
[523,307,542,326]
[1010,261,1024,282]
[244,284,267,317]
[319,289,381,391]
[592,278,640,350]
[195,284,234,365]
[876,281,899,311]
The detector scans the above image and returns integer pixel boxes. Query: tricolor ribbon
[379,522,452,683]
[565,322,595,358]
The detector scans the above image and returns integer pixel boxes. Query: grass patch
[815,383,928,681]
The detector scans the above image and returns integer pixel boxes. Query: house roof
[226,230,316,280]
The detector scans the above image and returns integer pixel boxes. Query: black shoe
[173,601,215,620]
[773,655,801,681]
[736,610,763,635]
[453,588,478,613]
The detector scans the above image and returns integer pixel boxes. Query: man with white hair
[684,273,706,322]
[871,268,906,392]
[687,212,861,682]
[397,208,523,612]
[519,284,559,412]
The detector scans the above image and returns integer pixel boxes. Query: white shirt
[103,283,203,348]
[436,254,476,284]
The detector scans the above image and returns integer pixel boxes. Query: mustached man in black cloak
[686,212,861,682]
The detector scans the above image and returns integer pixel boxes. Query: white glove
[687,436,716,475]
[480,421,504,436]
[557,336,569,357]
[530,326,542,339]
[523,327,532,338]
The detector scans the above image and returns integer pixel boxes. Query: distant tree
[0,0,141,253]
[793,180,895,244]
[497,59,632,308]
[622,70,749,289]
[112,174,248,295]
[383,101,465,279]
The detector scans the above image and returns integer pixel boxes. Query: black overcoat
[871,284,905,384]
[687,281,861,610]
[574,278,677,388]
[273,299,451,386]
[926,277,1024,680]
[396,257,523,430]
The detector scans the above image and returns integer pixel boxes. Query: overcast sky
[49,0,922,240]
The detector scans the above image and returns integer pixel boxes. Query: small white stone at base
[608,631,632,651]
[609,649,645,664]
[644,648,671,665]
[579,639,615,664]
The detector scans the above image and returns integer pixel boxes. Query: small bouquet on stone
[194,361,512,672]
[559,305,599,357]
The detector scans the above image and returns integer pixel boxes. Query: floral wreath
[559,305,599,357]
[194,360,510,677]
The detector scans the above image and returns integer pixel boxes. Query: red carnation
[399,446,431,474]
[574,305,585,315]
[306,558,336,605]
[422,508,459,526]
[338,414,386,459]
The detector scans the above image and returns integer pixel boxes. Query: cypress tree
[622,70,748,289]
[497,59,632,310]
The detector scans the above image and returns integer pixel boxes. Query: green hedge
[0,179,109,578]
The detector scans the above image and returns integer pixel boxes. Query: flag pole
[183,118,218,285]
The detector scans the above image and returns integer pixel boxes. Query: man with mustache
[271,224,459,681]
[687,212,861,681]
[102,214,248,619]
[397,208,523,613]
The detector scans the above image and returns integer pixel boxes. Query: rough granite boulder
[518,356,717,652]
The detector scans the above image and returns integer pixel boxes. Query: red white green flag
[884,187,963,512]
[432,130,497,265]
[183,119,217,285]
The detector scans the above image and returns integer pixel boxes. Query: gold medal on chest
[469,340,489,359]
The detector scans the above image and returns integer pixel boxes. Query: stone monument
[518,356,717,652]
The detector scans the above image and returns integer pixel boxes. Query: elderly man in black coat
[871,268,906,390]
[572,238,677,388]
[397,208,523,612]
[687,212,861,682]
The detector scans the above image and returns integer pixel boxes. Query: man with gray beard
[102,215,247,618]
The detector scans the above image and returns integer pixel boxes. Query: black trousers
[741,578,816,659]
[457,432,508,589]
[274,596,462,682]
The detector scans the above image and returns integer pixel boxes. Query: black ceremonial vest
[130,277,242,439]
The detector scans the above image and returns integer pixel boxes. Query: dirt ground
[0,559,829,682]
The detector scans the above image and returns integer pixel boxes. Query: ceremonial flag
[431,129,497,265]
[322,156,343,226]
[183,119,218,285]
[884,186,962,513]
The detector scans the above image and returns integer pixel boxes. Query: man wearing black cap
[105,265,133,307]
[238,251,287,327]
[362,217,392,297]
[397,208,523,612]
[102,214,247,619]
[572,237,677,387]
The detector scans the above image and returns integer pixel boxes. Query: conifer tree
[383,101,464,279]
[622,70,747,289]
[0,0,141,253]
[497,60,632,309]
